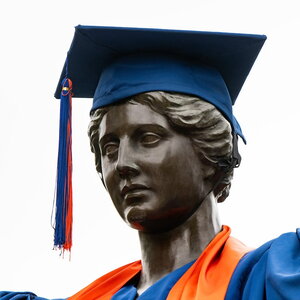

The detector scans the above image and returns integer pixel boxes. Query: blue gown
[111,260,194,300]
[0,292,64,300]
[225,229,300,300]
[2,230,300,300]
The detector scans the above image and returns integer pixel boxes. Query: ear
[210,164,233,203]
[214,182,231,203]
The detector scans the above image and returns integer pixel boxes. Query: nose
[115,140,139,179]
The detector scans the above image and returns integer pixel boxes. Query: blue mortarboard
[53,25,266,251]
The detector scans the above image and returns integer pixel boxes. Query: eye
[140,133,161,145]
[103,143,119,157]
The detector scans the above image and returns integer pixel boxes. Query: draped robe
[2,226,300,300]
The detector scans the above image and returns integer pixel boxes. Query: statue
[1,25,300,300]
[87,91,236,296]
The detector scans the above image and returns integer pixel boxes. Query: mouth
[121,184,149,201]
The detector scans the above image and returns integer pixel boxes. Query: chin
[126,207,148,231]
[125,206,192,233]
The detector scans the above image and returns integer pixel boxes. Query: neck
[136,194,221,294]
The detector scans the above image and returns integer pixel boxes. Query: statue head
[88,91,235,232]
[53,26,266,249]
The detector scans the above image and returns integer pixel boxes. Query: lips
[121,184,149,200]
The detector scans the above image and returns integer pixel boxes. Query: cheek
[102,155,119,183]
[147,146,204,201]
[102,161,114,188]
[157,142,203,181]
[102,161,124,211]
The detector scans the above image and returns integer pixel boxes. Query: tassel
[53,78,73,252]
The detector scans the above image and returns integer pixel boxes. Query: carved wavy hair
[88,91,234,202]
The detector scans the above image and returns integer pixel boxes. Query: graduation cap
[53,25,266,251]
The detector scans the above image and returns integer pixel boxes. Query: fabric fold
[68,225,250,300]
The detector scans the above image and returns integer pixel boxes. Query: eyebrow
[99,133,118,149]
[134,124,169,135]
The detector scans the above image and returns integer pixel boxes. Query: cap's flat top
[55,25,266,104]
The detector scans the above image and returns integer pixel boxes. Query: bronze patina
[88,91,235,294]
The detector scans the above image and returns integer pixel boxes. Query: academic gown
[2,226,300,300]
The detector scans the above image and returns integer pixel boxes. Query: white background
[0,0,299,298]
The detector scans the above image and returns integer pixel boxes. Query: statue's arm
[0,291,66,300]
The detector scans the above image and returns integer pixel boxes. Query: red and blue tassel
[53,78,73,252]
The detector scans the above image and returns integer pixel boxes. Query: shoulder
[264,230,300,299]
[226,229,300,300]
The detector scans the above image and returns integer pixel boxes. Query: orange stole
[68,226,250,300]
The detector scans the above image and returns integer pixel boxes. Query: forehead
[99,102,171,138]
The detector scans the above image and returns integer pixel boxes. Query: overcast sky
[0,0,299,298]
